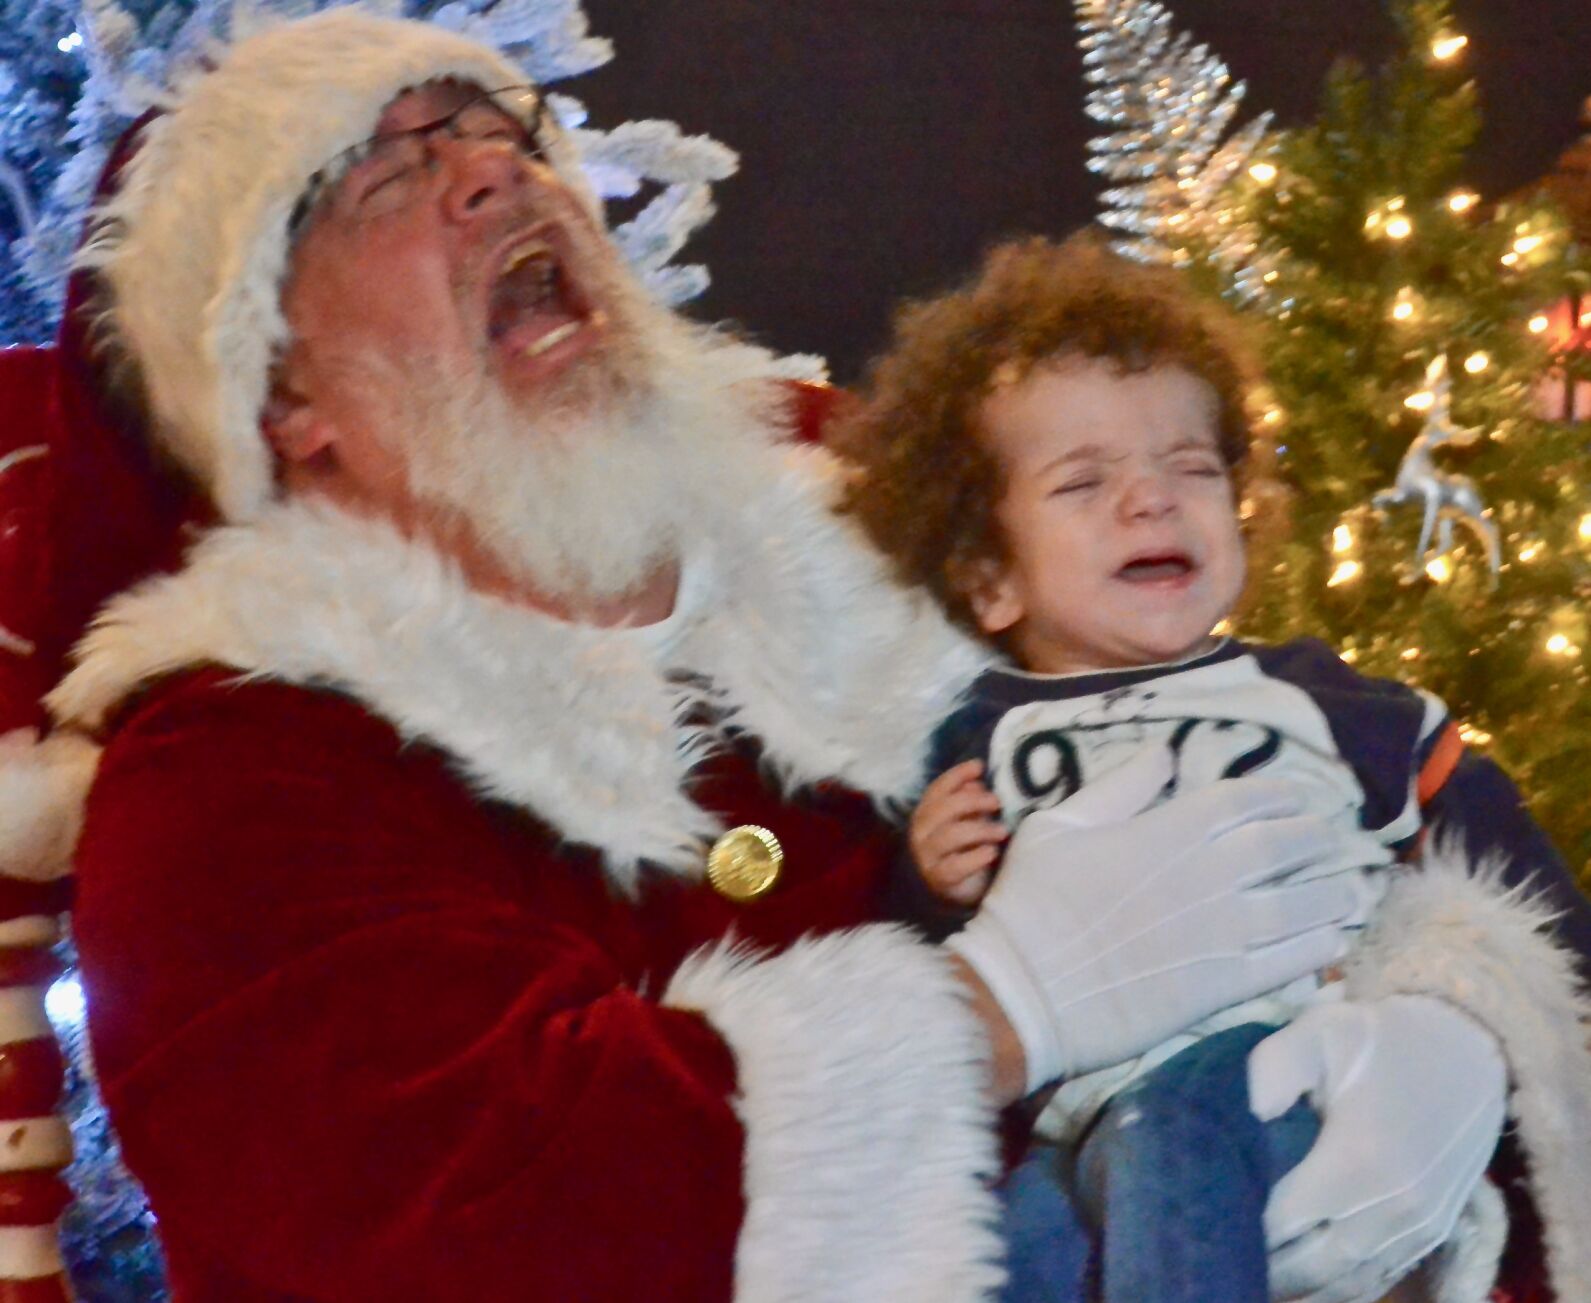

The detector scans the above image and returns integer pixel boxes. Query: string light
[1464,352,1490,373]
[1425,555,1454,584]
[1578,513,1591,542]
[1431,33,1469,60]
[1514,234,1544,255]
[1340,647,1359,664]
[1327,560,1362,587]
[1400,646,1421,661]
[1457,722,1493,746]
[1447,190,1478,213]
[1385,215,1413,240]
[1333,524,1355,553]
[1517,540,1544,563]
[1501,252,1520,267]
[1390,287,1417,322]
[56,31,82,53]
[1405,388,1435,411]
[1248,162,1278,185]
[1262,406,1284,427]
[1212,618,1234,636]
[1546,633,1575,657]
[1528,314,1550,333]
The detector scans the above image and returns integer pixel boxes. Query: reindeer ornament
[1371,354,1501,580]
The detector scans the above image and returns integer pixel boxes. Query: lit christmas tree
[1082,0,1591,886]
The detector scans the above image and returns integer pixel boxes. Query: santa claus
[0,10,1585,1301]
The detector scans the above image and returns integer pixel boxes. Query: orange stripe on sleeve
[1417,721,1465,806]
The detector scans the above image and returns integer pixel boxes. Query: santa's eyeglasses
[289,85,551,233]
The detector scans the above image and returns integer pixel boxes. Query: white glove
[1249,994,1508,1303]
[948,748,1363,1092]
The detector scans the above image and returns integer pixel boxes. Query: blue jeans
[1000,1022,1320,1303]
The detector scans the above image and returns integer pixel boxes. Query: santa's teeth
[502,244,552,273]
[520,321,581,358]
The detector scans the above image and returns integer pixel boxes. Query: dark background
[578,0,1591,383]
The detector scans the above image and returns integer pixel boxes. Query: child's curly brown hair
[834,231,1263,636]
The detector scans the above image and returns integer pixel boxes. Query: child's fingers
[914,777,1003,840]
[921,814,1008,862]
[930,848,998,905]
[924,759,986,796]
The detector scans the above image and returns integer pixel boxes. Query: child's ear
[956,558,1024,637]
[261,374,336,465]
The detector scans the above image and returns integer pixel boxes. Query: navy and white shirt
[906,636,1576,1139]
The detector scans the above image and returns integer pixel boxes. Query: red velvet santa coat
[37,419,1591,1301]
[50,437,1008,1300]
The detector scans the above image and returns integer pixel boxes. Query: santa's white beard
[382,305,775,603]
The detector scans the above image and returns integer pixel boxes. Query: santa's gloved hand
[947,749,1363,1092]
[1249,994,1508,1303]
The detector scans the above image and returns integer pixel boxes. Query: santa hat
[79,7,589,524]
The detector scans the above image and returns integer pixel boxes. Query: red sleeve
[73,675,746,1299]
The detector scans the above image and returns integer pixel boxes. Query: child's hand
[910,760,1009,906]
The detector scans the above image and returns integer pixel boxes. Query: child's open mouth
[1116,552,1196,584]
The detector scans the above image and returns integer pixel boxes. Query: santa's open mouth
[1116,551,1197,584]
[487,233,604,363]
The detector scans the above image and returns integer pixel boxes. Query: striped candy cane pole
[0,880,74,1303]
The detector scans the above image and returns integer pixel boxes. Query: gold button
[707,825,783,902]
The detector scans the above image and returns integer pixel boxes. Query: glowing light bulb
[1333,525,1355,554]
[1212,619,1234,636]
[1464,352,1490,374]
[1517,540,1544,563]
[1400,646,1421,661]
[1514,235,1543,255]
[1447,190,1478,213]
[1248,162,1278,185]
[1340,647,1359,664]
[1327,560,1362,587]
[1546,633,1573,656]
[1431,34,1469,60]
[1528,314,1550,333]
[45,975,86,1030]
[1405,390,1435,412]
[1263,407,1284,427]
[56,31,82,53]
[1425,555,1454,584]
[1500,252,1519,267]
[1391,287,1417,322]
[1263,270,1280,284]
[1457,723,1492,746]
[1578,513,1591,542]
[1385,216,1413,240]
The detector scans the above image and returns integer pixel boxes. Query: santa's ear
[261,372,335,464]
[954,556,1024,636]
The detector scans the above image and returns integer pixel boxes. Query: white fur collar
[49,455,987,891]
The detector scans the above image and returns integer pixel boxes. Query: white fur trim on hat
[0,729,101,881]
[79,8,588,523]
